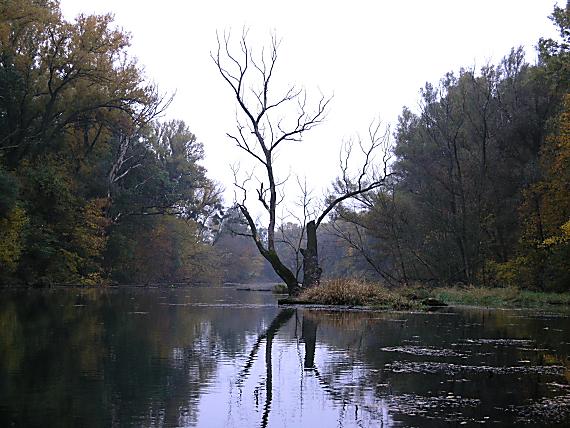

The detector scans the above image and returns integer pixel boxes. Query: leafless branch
[325,219,398,286]
[316,120,393,227]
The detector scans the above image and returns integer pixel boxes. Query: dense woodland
[0,0,223,285]
[335,5,570,291]
[0,0,568,290]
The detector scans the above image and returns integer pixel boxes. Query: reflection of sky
[185,306,570,427]
[2,289,570,426]
[195,331,395,428]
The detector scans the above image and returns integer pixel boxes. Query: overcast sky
[60,0,560,220]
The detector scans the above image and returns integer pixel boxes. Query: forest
[0,0,568,291]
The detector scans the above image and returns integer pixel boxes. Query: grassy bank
[279,279,570,310]
[431,286,570,308]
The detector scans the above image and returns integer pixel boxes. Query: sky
[60,0,560,221]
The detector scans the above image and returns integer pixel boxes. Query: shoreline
[1,282,569,311]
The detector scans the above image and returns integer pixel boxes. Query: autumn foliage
[0,1,221,286]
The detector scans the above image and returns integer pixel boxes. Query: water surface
[0,287,569,427]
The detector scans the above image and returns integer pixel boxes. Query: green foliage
[336,6,570,292]
[539,2,570,91]
[432,286,570,308]
[105,215,221,285]
[0,1,221,286]
[517,93,570,290]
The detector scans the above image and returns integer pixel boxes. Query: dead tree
[213,31,391,295]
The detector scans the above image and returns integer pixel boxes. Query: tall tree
[0,1,221,286]
[213,32,391,295]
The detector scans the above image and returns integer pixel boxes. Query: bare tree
[213,31,391,295]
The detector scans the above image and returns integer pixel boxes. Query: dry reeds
[299,279,417,309]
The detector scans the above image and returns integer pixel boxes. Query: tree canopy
[334,3,570,291]
[0,0,221,286]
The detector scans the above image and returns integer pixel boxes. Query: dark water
[0,287,569,427]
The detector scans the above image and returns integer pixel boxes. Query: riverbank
[278,279,570,310]
[431,286,570,308]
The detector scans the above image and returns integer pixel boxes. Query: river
[0,286,569,427]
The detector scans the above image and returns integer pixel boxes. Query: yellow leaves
[1,0,155,160]
[542,219,570,247]
[547,94,570,175]
[81,272,105,287]
[542,236,566,247]
[83,198,110,240]
[516,95,570,290]
[522,92,570,244]
[71,197,110,270]
[562,219,570,237]
[539,95,570,238]
[0,0,59,33]
[0,0,60,69]
[483,258,533,289]
[0,205,28,274]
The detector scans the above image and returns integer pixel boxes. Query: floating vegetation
[517,347,551,352]
[159,302,275,309]
[548,382,570,389]
[463,338,535,346]
[384,393,480,423]
[511,392,570,425]
[384,361,565,376]
[381,346,465,357]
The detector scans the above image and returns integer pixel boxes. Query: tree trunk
[237,205,300,296]
[301,220,322,288]
[265,250,301,296]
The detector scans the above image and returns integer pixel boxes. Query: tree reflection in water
[1,289,569,427]
[233,308,295,428]
[301,316,318,370]
[233,308,393,427]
